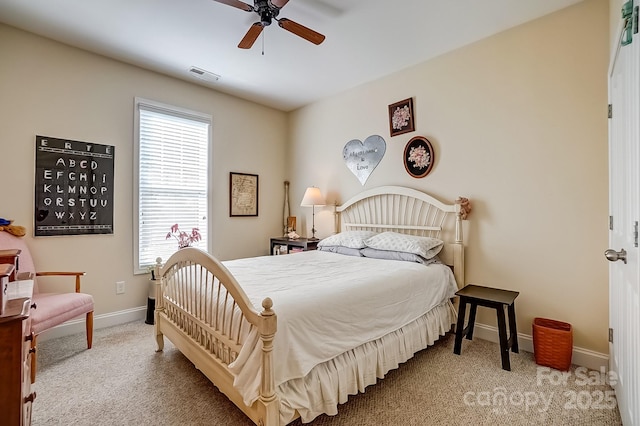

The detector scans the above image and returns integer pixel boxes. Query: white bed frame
[153,185,467,426]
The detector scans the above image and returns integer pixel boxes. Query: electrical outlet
[116,281,125,294]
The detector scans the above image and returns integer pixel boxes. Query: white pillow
[318,230,378,249]
[360,247,442,265]
[318,245,363,257]
[363,231,443,259]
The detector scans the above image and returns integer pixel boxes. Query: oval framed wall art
[403,136,434,178]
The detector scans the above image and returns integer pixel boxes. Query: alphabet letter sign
[34,135,115,236]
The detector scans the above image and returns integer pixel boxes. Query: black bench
[453,284,519,371]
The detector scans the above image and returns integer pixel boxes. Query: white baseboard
[472,323,609,371]
[37,306,147,343]
[37,309,610,371]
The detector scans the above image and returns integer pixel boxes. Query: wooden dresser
[0,249,21,281]
[0,264,35,426]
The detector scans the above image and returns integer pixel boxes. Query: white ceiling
[0,0,583,111]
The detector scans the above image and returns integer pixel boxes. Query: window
[134,98,211,273]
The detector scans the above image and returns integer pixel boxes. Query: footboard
[154,248,279,426]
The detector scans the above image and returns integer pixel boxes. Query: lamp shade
[300,187,325,206]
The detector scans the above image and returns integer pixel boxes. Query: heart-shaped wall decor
[342,135,386,185]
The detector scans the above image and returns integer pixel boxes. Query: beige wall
[0,24,288,316]
[0,0,611,355]
[289,0,610,353]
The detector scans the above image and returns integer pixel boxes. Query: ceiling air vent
[188,67,220,82]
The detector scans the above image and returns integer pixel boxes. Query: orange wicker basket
[532,317,573,371]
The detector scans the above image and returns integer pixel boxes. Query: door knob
[604,248,627,264]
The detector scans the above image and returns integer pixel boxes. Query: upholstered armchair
[0,231,94,383]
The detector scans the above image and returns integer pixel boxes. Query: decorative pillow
[317,230,378,249]
[360,247,442,264]
[318,245,363,257]
[363,231,444,259]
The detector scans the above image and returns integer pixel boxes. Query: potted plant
[166,224,202,249]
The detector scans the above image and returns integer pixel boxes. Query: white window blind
[134,98,210,272]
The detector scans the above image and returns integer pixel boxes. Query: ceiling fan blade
[238,23,264,49]
[277,18,325,45]
[270,0,290,8]
[212,0,253,12]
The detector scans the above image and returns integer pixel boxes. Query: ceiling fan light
[214,0,324,49]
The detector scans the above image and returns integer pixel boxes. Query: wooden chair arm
[36,271,86,292]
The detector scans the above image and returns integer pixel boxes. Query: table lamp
[300,186,325,240]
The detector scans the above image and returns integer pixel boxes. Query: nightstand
[453,284,519,371]
[270,237,318,255]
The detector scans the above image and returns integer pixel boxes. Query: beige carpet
[32,321,622,425]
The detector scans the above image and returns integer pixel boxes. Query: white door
[608,3,640,424]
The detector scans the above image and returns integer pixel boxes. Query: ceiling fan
[213,0,326,49]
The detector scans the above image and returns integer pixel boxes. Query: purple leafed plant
[166,224,202,249]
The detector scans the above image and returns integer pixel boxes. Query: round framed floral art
[403,136,434,178]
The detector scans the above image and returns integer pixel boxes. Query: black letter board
[34,135,114,236]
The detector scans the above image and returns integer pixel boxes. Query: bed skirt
[277,300,456,424]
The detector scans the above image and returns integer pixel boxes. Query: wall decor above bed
[342,135,386,185]
[388,97,415,137]
[403,136,435,178]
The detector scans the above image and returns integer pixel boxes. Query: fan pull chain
[261,30,265,56]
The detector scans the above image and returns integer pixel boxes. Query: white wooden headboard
[336,186,468,288]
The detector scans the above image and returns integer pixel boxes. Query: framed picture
[403,136,434,178]
[287,216,296,232]
[229,172,258,217]
[34,135,115,236]
[388,97,415,137]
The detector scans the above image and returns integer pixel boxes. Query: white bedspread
[226,250,458,407]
